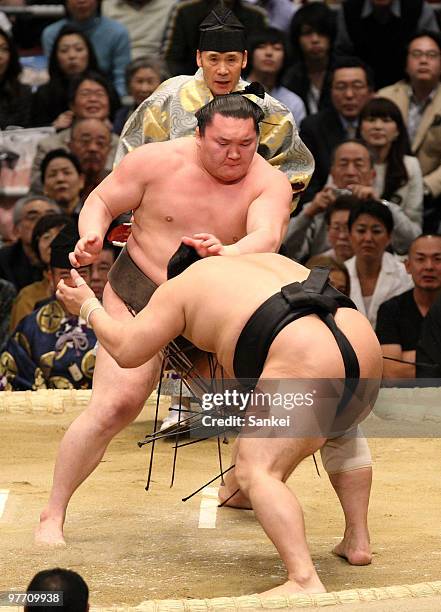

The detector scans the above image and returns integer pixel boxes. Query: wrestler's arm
[224,168,292,255]
[71,146,159,266]
[90,282,185,368]
[57,271,185,368]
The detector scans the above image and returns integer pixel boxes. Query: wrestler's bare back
[154,253,383,380]
[92,136,285,284]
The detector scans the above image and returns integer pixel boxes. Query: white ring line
[0,489,10,519]
[198,487,219,529]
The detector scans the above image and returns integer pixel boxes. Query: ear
[195,126,201,146]
[196,50,203,69]
[241,50,248,70]
[404,257,411,274]
[79,172,86,191]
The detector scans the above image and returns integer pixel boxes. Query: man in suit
[299,57,373,202]
[379,31,441,231]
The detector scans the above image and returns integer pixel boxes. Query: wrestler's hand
[182,233,225,257]
[56,269,96,316]
[69,232,103,267]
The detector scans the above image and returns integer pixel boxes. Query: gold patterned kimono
[116,69,314,200]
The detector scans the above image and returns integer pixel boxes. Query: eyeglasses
[77,88,108,99]
[409,50,441,60]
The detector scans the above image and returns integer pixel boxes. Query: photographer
[283,139,420,262]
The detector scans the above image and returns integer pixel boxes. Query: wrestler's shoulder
[252,154,292,186]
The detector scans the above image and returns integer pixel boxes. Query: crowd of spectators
[1,0,441,387]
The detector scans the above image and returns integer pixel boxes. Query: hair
[358,97,410,200]
[48,24,99,81]
[124,56,168,89]
[70,115,111,138]
[305,255,350,295]
[330,56,375,91]
[324,194,362,225]
[347,199,394,235]
[40,148,83,183]
[167,243,201,279]
[24,568,88,612]
[330,138,375,168]
[289,2,336,59]
[12,195,59,226]
[244,27,289,85]
[407,29,441,55]
[195,94,264,136]
[409,232,441,255]
[31,213,70,264]
[0,28,23,95]
[68,70,120,120]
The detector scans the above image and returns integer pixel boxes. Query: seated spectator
[0,279,15,349]
[9,213,70,331]
[24,567,89,612]
[90,242,117,300]
[42,0,131,97]
[283,2,336,115]
[284,140,420,261]
[305,254,350,295]
[41,150,85,217]
[162,0,268,77]
[31,25,100,129]
[30,72,119,193]
[0,28,32,129]
[345,199,413,327]
[69,118,112,200]
[0,195,60,291]
[416,290,441,378]
[334,0,439,90]
[322,196,354,263]
[113,57,167,135]
[359,97,423,232]
[376,234,441,379]
[299,57,373,201]
[0,223,97,391]
[244,27,306,126]
[378,31,441,233]
[102,0,175,60]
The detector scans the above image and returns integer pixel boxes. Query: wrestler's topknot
[195,94,264,136]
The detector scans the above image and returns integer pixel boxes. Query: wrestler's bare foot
[218,486,252,510]
[35,511,66,547]
[332,528,372,565]
[259,576,326,597]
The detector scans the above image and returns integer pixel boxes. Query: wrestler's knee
[321,428,372,474]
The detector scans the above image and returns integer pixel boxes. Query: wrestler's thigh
[235,435,326,481]
[88,282,162,421]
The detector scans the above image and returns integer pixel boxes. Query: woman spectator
[0,28,32,129]
[30,71,120,191]
[31,25,100,128]
[359,97,423,233]
[41,149,85,218]
[345,199,413,328]
[9,213,69,330]
[244,28,306,126]
[113,57,167,135]
[283,3,336,115]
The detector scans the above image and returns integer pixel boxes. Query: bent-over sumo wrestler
[57,250,382,597]
[35,94,293,546]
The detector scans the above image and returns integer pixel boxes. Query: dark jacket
[0,241,43,292]
[0,82,32,129]
[283,60,332,116]
[299,106,346,201]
